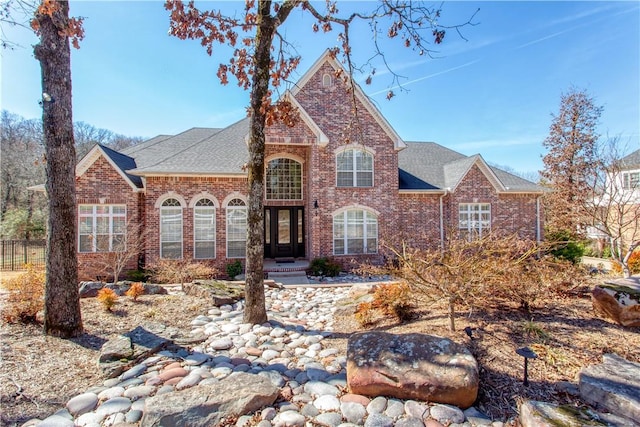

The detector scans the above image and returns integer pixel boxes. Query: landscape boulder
[182,280,245,306]
[140,372,279,427]
[519,400,637,427]
[98,324,170,378]
[79,281,168,298]
[592,282,640,327]
[346,332,478,409]
[579,353,640,424]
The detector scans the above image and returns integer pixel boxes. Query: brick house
[75,52,544,280]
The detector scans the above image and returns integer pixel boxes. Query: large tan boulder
[592,283,640,327]
[346,332,478,409]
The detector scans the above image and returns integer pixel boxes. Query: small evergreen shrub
[226,260,243,279]
[545,230,585,264]
[309,257,341,277]
[125,282,145,301]
[1,264,45,324]
[97,288,118,311]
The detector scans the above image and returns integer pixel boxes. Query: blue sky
[1,1,639,175]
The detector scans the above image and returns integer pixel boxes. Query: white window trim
[622,170,640,190]
[458,203,491,238]
[335,148,374,188]
[333,208,378,255]
[160,198,183,259]
[78,204,126,253]
[193,199,216,259]
[226,199,247,259]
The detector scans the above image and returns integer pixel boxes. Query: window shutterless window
[623,171,640,189]
[333,209,378,255]
[458,203,491,239]
[266,158,302,200]
[226,198,247,258]
[78,205,126,253]
[194,198,215,259]
[336,149,373,187]
[160,198,183,259]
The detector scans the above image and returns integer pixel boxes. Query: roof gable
[76,144,142,190]
[399,142,543,193]
[291,50,406,151]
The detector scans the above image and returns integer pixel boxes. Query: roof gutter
[440,189,448,250]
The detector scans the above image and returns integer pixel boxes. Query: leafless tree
[583,138,640,277]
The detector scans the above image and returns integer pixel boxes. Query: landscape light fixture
[516,346,537,386]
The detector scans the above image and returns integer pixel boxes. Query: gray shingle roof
[399,142,542,192]
[127,121,248,175]
[621,149,640,169]
[108,124,541,193]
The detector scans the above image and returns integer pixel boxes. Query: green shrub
[545,230,585,264]
[226,260,243,279]
[309,257,341,277]
[126,269,150,282]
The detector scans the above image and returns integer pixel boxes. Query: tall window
[226,198,247,258]
[266,158,302,200]
[622,171,640,189]
[194,198,215,259]
[78,205,126,252]
[160,198,183,259]
[333,209,378,255]
[459,203,491,238]
[337,149,373,187]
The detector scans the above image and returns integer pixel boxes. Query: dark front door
[264,207,304,258]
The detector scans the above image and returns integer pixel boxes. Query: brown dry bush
[354,282,415,326]
[125,282,145,301]
[1,264,45,324]
[97,288,117,311]
[149,259,218,284]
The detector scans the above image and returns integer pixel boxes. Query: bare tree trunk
[34,0,82,338]
[243,1,275,325]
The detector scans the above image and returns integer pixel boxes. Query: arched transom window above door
[266,157,302,200]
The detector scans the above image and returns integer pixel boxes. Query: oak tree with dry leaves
[166,0,477,324]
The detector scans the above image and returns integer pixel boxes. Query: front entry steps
[264,259,310,286]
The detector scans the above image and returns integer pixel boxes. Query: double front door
[264,207,305,258]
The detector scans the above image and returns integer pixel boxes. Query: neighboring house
[587,148,640,253]
[75,52,544,280]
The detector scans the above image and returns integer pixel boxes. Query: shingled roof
[398,142,542,193]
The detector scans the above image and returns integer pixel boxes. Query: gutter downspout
[440,190,448,250]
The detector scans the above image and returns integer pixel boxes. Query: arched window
[226,198,247,258]
[194,198,215,259]
[266,158,302,200]
[160,198,182,259]
[333,209,378,255]
[322,73,332,87]
[336,149,373,187]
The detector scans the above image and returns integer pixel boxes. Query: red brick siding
[76,155,142,280]
[144,175,248,273]
[296,63,399,264]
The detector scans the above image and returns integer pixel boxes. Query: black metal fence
[1,240,46,271]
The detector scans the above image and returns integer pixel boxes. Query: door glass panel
[297,208,303,244]
[265,209,271,244]
[278,209,290,244]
